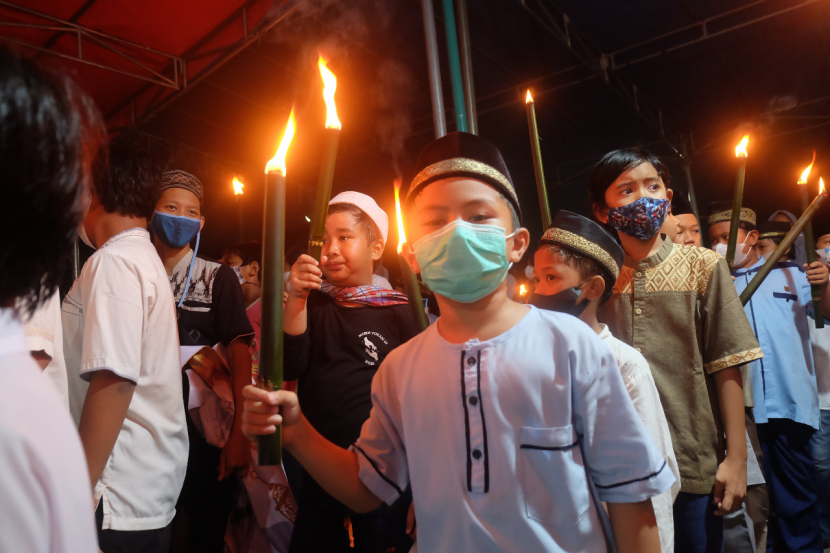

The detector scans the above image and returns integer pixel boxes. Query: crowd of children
[3,44,830,553]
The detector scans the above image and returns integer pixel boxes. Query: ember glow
[318,56,341,130]
[519,284,527,296]
[821,177,826,196]
[394,178,406,255]
[735,136,748,158]
[265,110,295,175]
[526,90,533,104]
[233,177,244,196]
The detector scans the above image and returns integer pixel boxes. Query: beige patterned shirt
[599,238,762,494]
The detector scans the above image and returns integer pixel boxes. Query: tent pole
[439,0,467,132]
[421,0,447,139]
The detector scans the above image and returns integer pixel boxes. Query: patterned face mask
[606,197,670,241]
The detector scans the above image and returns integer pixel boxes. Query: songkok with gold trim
[707,200,756,228]
[406,131,521,222]
[757,220,790,241]
[539,210,625,298]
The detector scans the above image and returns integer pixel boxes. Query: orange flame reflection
[233,177,244,196]
[318,56,341,130]
[394,179,406,255]
[526,90,533,104]
[265,110,295,175]
[821,177,826,196]
[519,284,527,296]
[735,136,748,158]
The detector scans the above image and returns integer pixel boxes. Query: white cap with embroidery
[329,191,389,248]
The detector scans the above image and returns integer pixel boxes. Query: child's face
[675,214,701,247]
[597,162,673,216]
[405,177,528,267]
[156,187,203,220]
[322,211,381,286]
[532,246,582,296]
[709,221,747,248]
[755,238,779,260]
[817,234,830,250]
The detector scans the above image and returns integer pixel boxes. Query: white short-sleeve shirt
[0,308,98,552]
[21,292,68,407]
[62,228,188,531]
[599,324,680,553]
[352,306,675,552]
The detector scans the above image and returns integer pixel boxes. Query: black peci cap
[757,220,791,240]
[406,132,521,222]
[539,210,625,294]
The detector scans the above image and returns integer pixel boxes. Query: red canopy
[0,0,286,130]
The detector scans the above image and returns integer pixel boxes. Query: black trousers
[96,503,173,553]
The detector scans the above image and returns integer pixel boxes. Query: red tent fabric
[0,0,284,130]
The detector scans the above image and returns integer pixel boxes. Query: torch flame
[318,56,341,130]
[526,90,533,104]
[233,177,244,196]
[394,178,406,255]
[519,284,527,296]
[821,177,826,196]
[798,152,816,185]
[735,135,748,158]
[265,109,295,175]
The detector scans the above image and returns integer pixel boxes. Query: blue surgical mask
[607,197,670,241]
[151,211,201,249]
[412,219,515,303]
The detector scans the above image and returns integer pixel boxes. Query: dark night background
[68,0,830,277]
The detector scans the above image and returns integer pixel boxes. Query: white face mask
[77,222,95,250]
[817,248,830,266]
[713,234,750,266]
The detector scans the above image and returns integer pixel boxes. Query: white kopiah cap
[329,191,389,248]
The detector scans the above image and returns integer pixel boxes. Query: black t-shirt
[171,255,254,347]
[284,290,421,448]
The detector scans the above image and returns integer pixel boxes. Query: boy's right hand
[288,254,326,300]
[241,385,302,443]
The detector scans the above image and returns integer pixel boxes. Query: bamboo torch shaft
[308,129,340,262]
[726,158,746,269]
[801,185,824,328]
[526,98,552,230]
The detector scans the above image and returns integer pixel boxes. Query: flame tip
[735,136,749,158]
[318,56,341,129]
[798,160,815,184]
[525,90,533,103]
[265,109,296,175]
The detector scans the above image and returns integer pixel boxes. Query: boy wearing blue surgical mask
[592,148,761,553]
[152,171,255,553]
[242,132,676,552]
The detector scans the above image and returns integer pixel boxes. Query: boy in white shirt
[0,45,100,553]
[242,132,674,552]
[63,139,188,551]
[529,210,680,553]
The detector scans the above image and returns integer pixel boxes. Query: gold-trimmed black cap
[406,132,521,222]
[540,210,625,290]
[707,200,756,226]
[758,220,790,240]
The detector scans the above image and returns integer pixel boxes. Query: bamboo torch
[741,177,828,306]
[726,136,749,269]
[308,56,341,262]
[258,110,296,466]
[525,90,552,230]
[799,158,823,328]
[394,180,429,331]
[233,177,245,241]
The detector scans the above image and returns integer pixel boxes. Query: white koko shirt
[352,307,675,553]
[0,308,98,552]
[62,228,188,531]
[598,324,680,553]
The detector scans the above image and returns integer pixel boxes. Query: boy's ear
[582,274,606,302]
[401,242,420,274]
[371,238,384,262]
[593,204,609,224]
[746,229,759,246]
[199,217,205,233]
[507,227,531,264]
[249,261,260,278]
[666,188,674,203]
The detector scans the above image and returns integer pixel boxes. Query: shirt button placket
[632,265,647,352]
[464,349,487,493]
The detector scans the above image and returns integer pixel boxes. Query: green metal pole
[440,0,467,132]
